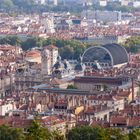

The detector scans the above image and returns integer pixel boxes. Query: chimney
[131,78,134,100]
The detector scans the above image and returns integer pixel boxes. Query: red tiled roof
[44,45,58,50]
[110,116,128,125]
[74,76,123,85]
[26,50,41,58]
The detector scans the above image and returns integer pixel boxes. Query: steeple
[74,55,85,72]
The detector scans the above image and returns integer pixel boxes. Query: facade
[110,104,140,129]
[17,86,127,124]
[121,0,129,6]
[84,105,111,122]
[35,0,46,5]
[41,16,55,34]
[82,0,93,6]
[0,75,15,98]
[99,0,107,6]
[54,0,58,5]
[0,99,15,116]
[74,76,130,92]
[81,10,122,22]
[133,1,140,8]
[15,75,42,91]
[87,95,124,112]
[83,35,130,45]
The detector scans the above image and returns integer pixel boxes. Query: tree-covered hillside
[0,36,88,60]
[0,0,138,14]
[0,123,140,140]
[0,35,140,59]
[122,36,140,53]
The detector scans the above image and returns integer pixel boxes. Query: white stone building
[0,99,16,116]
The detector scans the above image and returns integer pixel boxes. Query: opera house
[82,43,129,68]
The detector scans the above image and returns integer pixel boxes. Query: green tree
[0,0,15,11]
[21,37,43,50]
[106,128,128,140]
[42,38,56,46]
[25,120,52,140]
[0,36,22,46]
[0,35,87,60]
[67,84,77,89]
[52,130,65,140]
[0,125,24,140]
[0,0,137,14]
[67,126,130,140]
[123,36,140,53]
[105,2,134,12]
[128,128,140,140]
[67,126,108,140]
[12,0,35,9]
[53,39,87,60]
[59,45,74,60]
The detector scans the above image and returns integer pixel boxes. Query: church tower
[41,47,50,76]
[41,45,58,76]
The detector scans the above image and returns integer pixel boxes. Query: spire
[78,54,83,64]
[74,54,85,72]
[79,54,82,63]
[57,55,61,62]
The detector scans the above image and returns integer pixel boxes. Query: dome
[25,50,41,63]
[53,55,65,70]
[53,61,65,70]
[57,55,62,61]
[75,55,85,71]
[82,43,128,67]
[63,60,72,70]
[75,63,85,71]
[26,50,41,58]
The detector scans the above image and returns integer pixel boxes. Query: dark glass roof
[82,43,128,66]
[102,43,128,65]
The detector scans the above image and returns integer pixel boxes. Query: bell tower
[41,47,50,76]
